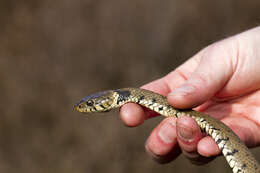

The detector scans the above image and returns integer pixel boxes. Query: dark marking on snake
[200,118,206,123]
[216,137,229,145]
[210,127,220,131]
[226,149,239,156]
[137,95,145,103]
[159,107,163,111]
[114,89,131,104]
[152,98,156,103]
[242,164,247,169]
[237,169,242,173]
[99,104,106,109]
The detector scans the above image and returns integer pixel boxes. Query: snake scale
[74,88,260,173]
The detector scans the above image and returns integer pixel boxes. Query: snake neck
[112,88,179,117]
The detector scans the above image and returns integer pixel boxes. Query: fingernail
[158,119,176,144]
[169,84,195,96]
[177,125,194,142]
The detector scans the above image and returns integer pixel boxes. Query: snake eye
[86,100,94,106]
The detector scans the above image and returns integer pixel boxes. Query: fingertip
[167,71,225,109]
[176,116,203,152]
[145,118,181,163]
[120,103,145,127]
[197,136,220,157]
[145,118,179,155]
[167,84,203,109]
[176,116,217,164]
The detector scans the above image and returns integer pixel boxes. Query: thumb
[168,41,236,108]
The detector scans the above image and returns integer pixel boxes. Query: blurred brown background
[0,0,260,172]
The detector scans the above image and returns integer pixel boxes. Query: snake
[74,87,260,173]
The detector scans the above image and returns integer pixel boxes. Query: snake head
[74,90,115,113]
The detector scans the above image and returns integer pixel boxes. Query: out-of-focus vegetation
[0,0,259,172]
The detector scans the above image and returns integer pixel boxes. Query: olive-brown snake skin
[74,88,260,173]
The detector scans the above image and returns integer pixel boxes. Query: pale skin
[120,26,260,164]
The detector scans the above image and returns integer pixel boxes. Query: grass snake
[74,88,260,173]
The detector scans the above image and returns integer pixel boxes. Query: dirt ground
[0,0,260,173]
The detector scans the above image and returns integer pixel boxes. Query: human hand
[120,27,260,164]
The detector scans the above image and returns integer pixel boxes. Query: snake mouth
[73,103,83,112]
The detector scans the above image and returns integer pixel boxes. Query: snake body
[74,88,260,173]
